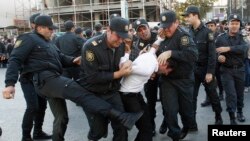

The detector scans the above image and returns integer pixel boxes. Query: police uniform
[9,12,51,141]
[184,5,223,129]
[78,17,134,141]
[131,18,167,135]
[55,20,84,80]
[158,11,198,141]
[5,15,141,141]
[215,14,249,124]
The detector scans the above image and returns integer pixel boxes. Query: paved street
[0,68,249,141]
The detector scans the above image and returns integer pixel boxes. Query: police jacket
[55,32,83,57]
[5,31,75,87]
[130,31,157,61]
[189,22,216,74]
[215,32,249,68]
[78,33,125,94]
[158,26,198,79]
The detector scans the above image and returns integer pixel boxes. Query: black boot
[108,109,143,130]
[0,126,2,136]
[201,98,210,107]
[215,113,223,125]
[229,112,237,125]
[179,127,188,139]
[237,112,246,122]
[21,135,33,141]
[33,130,52,140]
[159,119,168,134]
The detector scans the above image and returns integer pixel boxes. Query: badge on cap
[139,42,144,47]
[233,15,237,19]
[86,50,94,62]
[14,40,22,48]
[181,36,189,46]
[162,16,167,22]
[208,33,214,41]
[125,25,129,31]
[91,41,98,46]
[136,20,141,25]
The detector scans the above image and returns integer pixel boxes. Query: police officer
[75,27,87,44]
[215,14,248,124]
[157,10,198,141]
[132,18,168,135]
[2,15,142,140]
[56,20,83,80]
[182,5,223,130]
[78,16,137,141]
[201,19,224,107]
[93,23,103,36]
[18,13,52,141]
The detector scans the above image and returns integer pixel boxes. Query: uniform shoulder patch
[14,40,22,48]
[181,36,189,46]
[86,50,94,62]
[208,33,214,41]
[91,41,98,46]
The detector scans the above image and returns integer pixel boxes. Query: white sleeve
[119,53,130,68]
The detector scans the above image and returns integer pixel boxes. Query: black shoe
[0,127,2,136]
[215,115,223,125]
[237,113,246,122]
[172,138,180,141]
[179,128,188,139]
[33,131,52,140]
[189,125,198,132]
[159,121,168,134]
[201,100,210,107]
[21,136,33,141]
[230,119,237,125]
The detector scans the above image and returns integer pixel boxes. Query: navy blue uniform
[215,32,248,115]
[78,33,127,141]
[158,26,198,140]
[189,22,222,128]
[55,31,84,80]
[4,31,123,141]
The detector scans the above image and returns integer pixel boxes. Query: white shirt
[120,48,158,93]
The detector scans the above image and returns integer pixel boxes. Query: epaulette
[91,39,103,47]
[217,32,226,38]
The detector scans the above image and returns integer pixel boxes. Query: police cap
[133,18,149,32]
[182,5,199,16]
[75,27,83,34]
[228,14,241,22]
[34,15,58,29]
[110,13,120,20]
[159,10,177,29]
[30,13,40,23]
[206,19,216,25]
[64,20,75,30]
[94,23,103,31]
[85,29,92,37]
[110,17,129,39]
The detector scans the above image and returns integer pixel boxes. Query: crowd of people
[1,5,249,141]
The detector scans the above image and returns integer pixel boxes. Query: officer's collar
[138,31,156,44]
[34,30,51,42]
[191,22,205,31]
